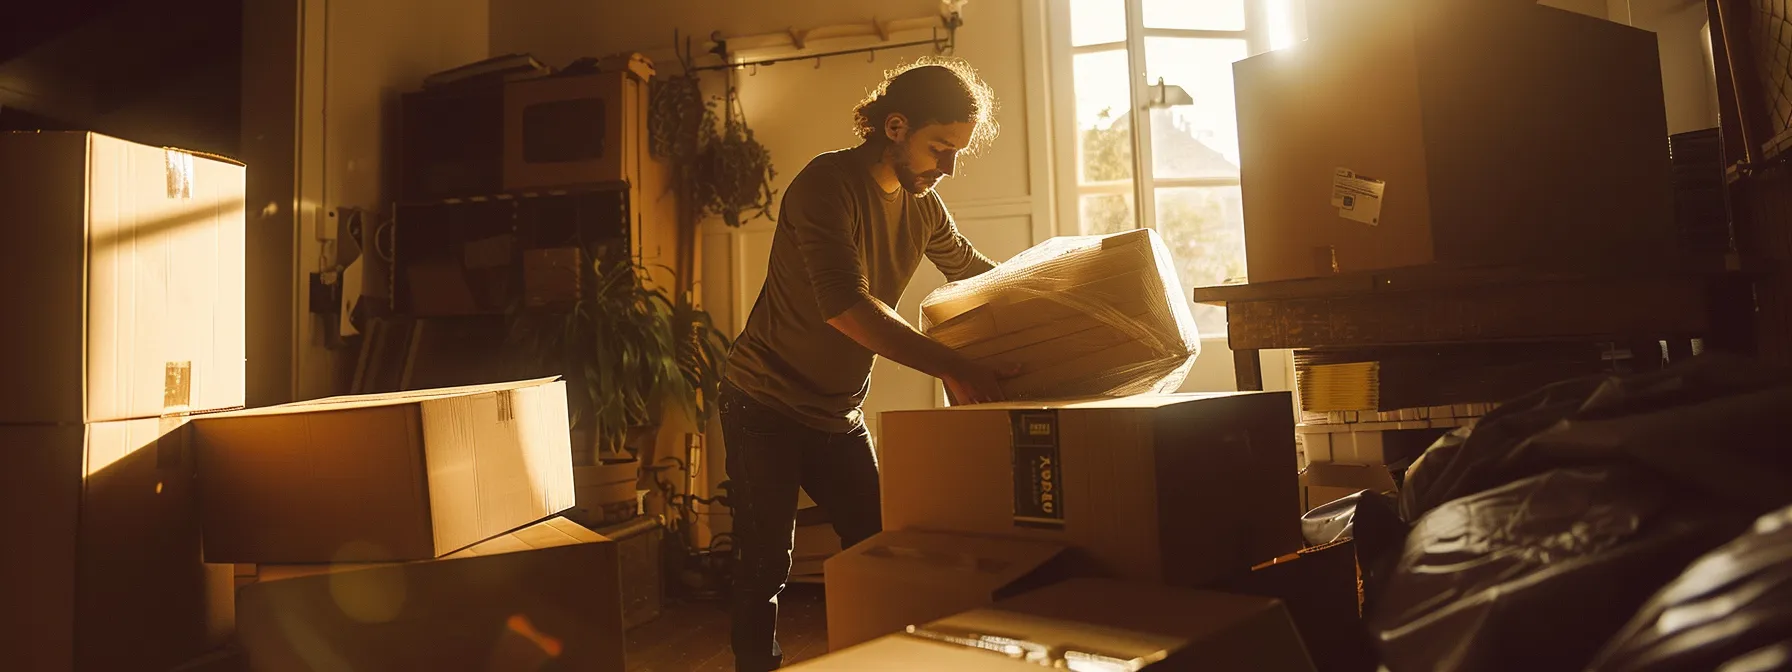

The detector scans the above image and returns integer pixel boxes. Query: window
[1052,0,1304,336]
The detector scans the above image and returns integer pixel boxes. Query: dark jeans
[719,384,882,672]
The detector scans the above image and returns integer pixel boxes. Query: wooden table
[1195,262,1758,391]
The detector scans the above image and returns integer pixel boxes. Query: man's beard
[890,148,944,195]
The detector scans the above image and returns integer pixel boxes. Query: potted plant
[505,259,731,467]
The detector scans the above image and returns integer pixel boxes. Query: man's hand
[942,360,1021,405]
[827,298,1021,403]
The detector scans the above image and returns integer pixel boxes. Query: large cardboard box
[1233,1,1673,282]
[0,131,246,423]
[919,229,1201,402]
[237,517,625,672]
[801,579,1315,671]
[823,529,1076,652]
[194,378,576,563]
[1,418,235,672]
[881,393,1303,588]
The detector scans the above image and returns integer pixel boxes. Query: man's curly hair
[852,57,999,156]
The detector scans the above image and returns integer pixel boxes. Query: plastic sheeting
[1400,354,1792,522]
[1362,355,1792,672]
[1589,503,1792,672]
[919,229,1201,402]
[1369,465,1747,672]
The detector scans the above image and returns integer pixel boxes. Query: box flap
[206,377,563,417]
[966,578,1316,672]
[446,517,605,558]
[825,530,1066,593]
[788,633,1044,670]
[888,391,1274,415]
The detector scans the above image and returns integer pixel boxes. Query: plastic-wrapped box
[919,228,1201,402]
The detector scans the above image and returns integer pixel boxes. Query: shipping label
[1010,410,1064,529]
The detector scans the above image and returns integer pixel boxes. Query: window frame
[1047,0,1276,234]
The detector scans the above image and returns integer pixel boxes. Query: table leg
[1234,348,1265,391]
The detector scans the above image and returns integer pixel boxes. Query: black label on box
[1011,410,1064,529]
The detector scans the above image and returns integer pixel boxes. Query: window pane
[1144,37,1249,179]
[1074,50,1136,184]
[1154,186,1246,337]
[1079,193,1137,236]
[1144,0,1245,31]
[1070,0,1127,46]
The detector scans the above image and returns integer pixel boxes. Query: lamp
[1146,77,1194,108]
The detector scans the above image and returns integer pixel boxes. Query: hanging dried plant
[646,33,778,229]
[700,96,778,227]
[648,73,708,161]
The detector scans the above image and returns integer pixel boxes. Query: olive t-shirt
[723,146,996,432]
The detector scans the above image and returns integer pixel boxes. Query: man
[718,59,1010,671]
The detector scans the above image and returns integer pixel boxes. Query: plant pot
[569,458,642,529]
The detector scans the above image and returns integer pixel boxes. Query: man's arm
[787,169,1005,402]
[825,298,1007,404]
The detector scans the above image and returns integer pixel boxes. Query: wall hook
[750,62,759,76]
[868,48,877,63]
[814,56,823,69]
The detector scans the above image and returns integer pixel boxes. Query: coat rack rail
[689,12,962,73]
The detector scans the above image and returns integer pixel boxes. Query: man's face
[885,118,975,196]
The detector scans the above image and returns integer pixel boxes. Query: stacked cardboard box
[192,378,628,671]
[235,517,623,670]
[1,131,625,671]
[1,132,246,671]
[920,229,1202,402]
[826,392,1307,651]
[796,578,1314,671]
[1234,0,1674,283]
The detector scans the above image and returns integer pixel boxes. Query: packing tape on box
[165,150,195,199]
[165,360,193,410]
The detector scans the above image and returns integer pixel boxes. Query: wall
[494,0,1054,436]
[1629,0,1719,134]
[291,0,490,401]
[490,0,940,70]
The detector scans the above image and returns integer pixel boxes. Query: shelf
[397,179,635,208]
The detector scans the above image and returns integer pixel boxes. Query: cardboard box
[823,529,1076,651]
[791,521,844,580]
[880,393,1303,588]
[237,517,625,672]
[803,578,1315,671]
[1301,462,1399,512]
[1214,541,1374,672]
[0,131,246,423]
[787,635,1044,670]
[1,418,235,672]
[594,515,665,630]
[919,229,1201,402]
[1234,1,1673,282]
[194,378,576,563]
[503,69,647,192]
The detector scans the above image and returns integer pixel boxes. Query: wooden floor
[625,584,830,671]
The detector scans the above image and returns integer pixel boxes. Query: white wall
[293,0,490,401]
